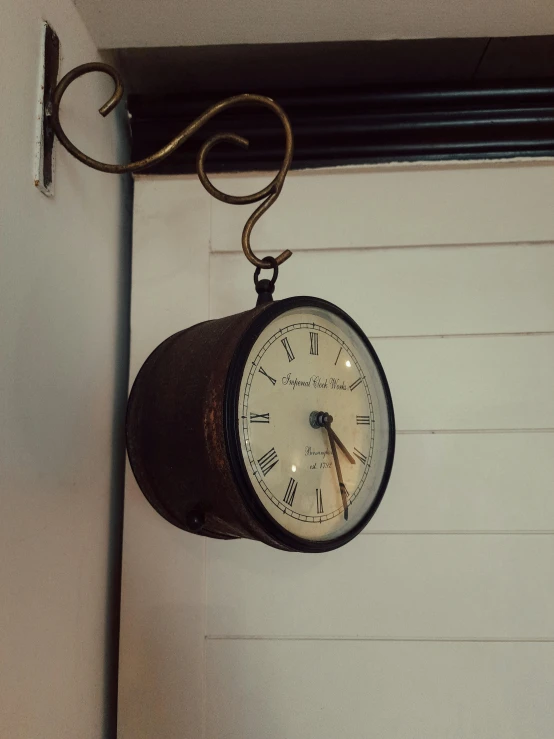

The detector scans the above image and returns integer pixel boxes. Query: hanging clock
[126,290,395,553]
[49,62,395,553]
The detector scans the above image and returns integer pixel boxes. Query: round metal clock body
[126,296,395,552]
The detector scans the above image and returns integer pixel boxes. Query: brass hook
[50,62,293,270]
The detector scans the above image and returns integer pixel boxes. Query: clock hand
[310,411,356,521]
[310,411,356,464]
[327,426,356,465]
[321,414,355,521]
[325,424,349,521]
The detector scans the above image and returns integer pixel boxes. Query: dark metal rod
[135,118,554,146]
[130,84,554,116]
[135,106,554,125]
[149,139,554,164]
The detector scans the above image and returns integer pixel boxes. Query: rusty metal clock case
[126,302,293,550]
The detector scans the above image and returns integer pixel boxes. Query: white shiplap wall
[120,163,554,739]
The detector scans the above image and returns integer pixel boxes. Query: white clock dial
[237,303,393,542]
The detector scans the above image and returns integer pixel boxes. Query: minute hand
[323,416,355,521]
[326,430,349,521]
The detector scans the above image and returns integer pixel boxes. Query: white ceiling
[76,0,554,50]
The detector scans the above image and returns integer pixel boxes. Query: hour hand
[310,411,355,464]
[327,426,355,464]
[311,412,353,520]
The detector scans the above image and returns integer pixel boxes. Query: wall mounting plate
[34,22,60,197]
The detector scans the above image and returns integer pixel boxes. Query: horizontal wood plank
[206,535,554,638]
[209,244,554,335]
[209,163,554,253]
[373,433,554,532]
[206,640,554,739]
[375,335,554,431]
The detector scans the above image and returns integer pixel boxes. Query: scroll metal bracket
[49,62,294,271]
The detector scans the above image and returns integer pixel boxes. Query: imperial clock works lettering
[282,373,348,390]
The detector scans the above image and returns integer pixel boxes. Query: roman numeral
[316,488,324,514]
[334,347,342,365]
[349,376,364,391]
[250,412,270,424]
[309,332,319,355]
[284,477,297,507]
[281,337,295,362]
[258,366,276,385]
[356,415,370,425]
[353,448,368,465]
[258,447,279,476]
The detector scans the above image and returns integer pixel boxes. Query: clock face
[231,299,394,548]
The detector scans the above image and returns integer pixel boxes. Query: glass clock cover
[234,301,394,544]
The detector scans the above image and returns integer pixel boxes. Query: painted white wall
[74,0,554,50]
[124,161,554,739]
[0,2,129,738]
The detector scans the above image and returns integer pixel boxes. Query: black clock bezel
[224,296,395,553]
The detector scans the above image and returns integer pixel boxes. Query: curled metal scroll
[50,62,293,269]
